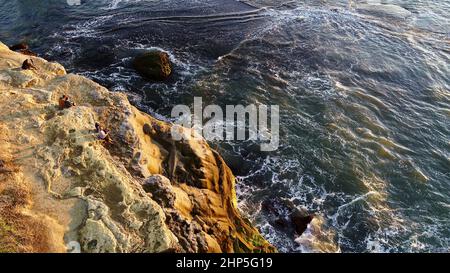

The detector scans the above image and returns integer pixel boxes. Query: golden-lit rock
[0,41,275,253]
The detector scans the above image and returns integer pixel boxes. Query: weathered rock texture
[0,42,275,253]
[133,51,172,81]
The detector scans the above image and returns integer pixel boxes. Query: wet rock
[9,43,37,56]
[75,44,116,68]
[133,51,172,81]
[9,43,28,51]
[290,210,314,235]
[262,198,314,236]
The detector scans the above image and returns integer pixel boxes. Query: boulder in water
[262,198,314,236]
[133,51,172,81]
[290,210,314,235]
[10,43,29,51]
[141,175,176,208]
[76,44,116,68]
[9,43,37,56]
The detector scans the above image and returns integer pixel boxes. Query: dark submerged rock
[133,51,172,81]
[75,44,116,68]
[10,43,28,51]
[262,198,314,237]
[10,43,37,56]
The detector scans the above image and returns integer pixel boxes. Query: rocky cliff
[0,41,275,253]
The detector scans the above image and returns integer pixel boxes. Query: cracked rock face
[0,41,275,253]
[141,175,176,209]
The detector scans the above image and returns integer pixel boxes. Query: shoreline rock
[262,198,314,238]
[9,43,38,57]
[133,51,172,81]
[0,41,275,253]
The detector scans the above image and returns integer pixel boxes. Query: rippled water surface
[0,0,449,252]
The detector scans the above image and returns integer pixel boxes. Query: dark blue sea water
[0,0,449,252]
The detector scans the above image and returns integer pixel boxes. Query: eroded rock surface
[0,41,275,253]
[133,51,172,81]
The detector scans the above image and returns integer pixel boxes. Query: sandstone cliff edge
[0,41,275,253]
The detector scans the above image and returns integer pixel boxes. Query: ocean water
[0,0,449,253]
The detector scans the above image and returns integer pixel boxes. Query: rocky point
[0,41,275,253]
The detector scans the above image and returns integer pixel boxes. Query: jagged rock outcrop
[262,198,314,237]
[133,51,172,81]
[0,41,275,253]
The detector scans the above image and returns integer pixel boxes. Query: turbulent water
[1,0,449,252]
